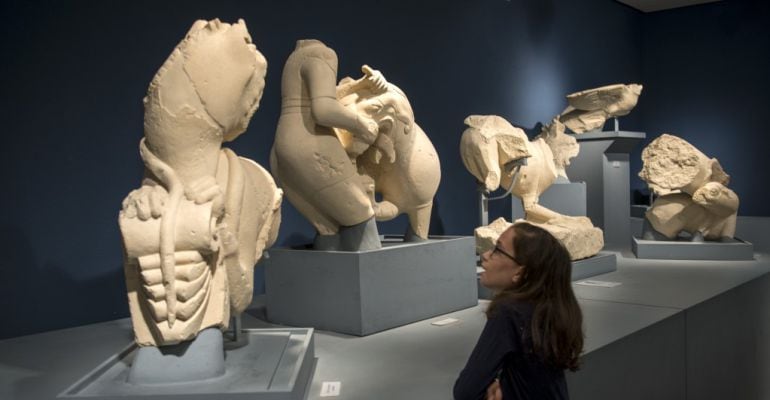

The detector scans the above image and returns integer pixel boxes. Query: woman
[454,223,583,400]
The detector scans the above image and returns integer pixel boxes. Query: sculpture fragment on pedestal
[461,115,603,260]
[559,83,643,134]
[475,217,513,255]
[270,40,440,250]
[119,18,282,348]
[639,134,738,241]
[336,65,441,241]
[535,118,578,182]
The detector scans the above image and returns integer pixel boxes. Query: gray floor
[3,218,770,400]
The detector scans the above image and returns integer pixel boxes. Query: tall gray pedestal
[512,181,587,220]
[567,130,646,249]
[265,236,478,336]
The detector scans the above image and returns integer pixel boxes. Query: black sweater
[453,301,569,400]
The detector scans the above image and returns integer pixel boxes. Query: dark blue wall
[0,0,643,339]
[632,0,770,213]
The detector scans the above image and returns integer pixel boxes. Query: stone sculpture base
[632,236,754,260]
[572,251,618,280]
[58,328,315,400]
[128,328,225,384]
[568,130,646,248]
[265,236,478,336]
[512,181,587,220]
[478,251,617,299]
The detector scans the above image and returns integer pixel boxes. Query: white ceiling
[616,0,721,12]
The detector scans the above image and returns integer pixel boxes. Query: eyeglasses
[492,245,517,263]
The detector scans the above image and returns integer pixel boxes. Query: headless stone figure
[270,40,382,251]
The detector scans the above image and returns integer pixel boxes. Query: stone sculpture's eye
[365,103,382,114]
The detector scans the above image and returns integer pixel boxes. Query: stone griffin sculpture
[559,83,643,134]
[270,40,440,250]
[118,19,282,347]
[639,134,738,241]
[335,66,441,241]
[460,115,602,260]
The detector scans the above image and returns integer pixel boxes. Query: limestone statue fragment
[119,19,282,347]
[475,216,602,261]
[270,39,381,251]
[534,118,578,181]
[461,115,603,260]
[270,42,440,249]
[639,134,738,240]
[559,84,643,133]
[335,65,441,240]
[474,217,513,255]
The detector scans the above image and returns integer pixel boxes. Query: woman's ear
[511,265,525,284]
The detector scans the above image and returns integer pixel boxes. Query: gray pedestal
[477,252,617,299]
[572,252,617,280]
[567,130,646,249]
[632,236,755,260]
[265,236,478,336]
[512,181,587,220]
[58,328,315,400]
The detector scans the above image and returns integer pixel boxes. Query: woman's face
[479,227,524,292]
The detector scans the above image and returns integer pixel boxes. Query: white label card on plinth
[431,318,459,326]
[575,280,622,288]
[320,381,341,397]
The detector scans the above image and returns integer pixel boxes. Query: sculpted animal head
[338,75,416,164]
[692,181,739,217]
[460,115,531,192]
[144,18,268,148]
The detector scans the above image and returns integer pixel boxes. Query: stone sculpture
[461,115,602,260]
[271,41,440,249]
[335,66,441,241]
[474,217,513,255]
[639,134,738,240]
[559,83,643,133]
[535,118,579,182]
[270,39,380,251]
[119,19,282,347]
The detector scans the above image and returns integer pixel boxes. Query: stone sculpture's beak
[460,121,502,192]
[461,115,531,193]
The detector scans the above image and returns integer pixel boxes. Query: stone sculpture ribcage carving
[119,19,281,346]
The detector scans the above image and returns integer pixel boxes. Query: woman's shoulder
[489,298,534,323]
[495,297,534,312]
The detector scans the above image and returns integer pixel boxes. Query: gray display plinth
[512,181,587,220]
[572,252,618,280]
[58,328,315,400]
[567,130,646,249]
[478,252,617,299]
[265,236,478,336]
[632,236,754,260]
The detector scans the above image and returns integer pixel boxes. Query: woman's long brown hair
[486,222,584,371]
